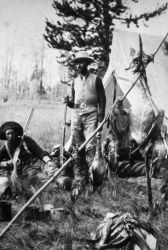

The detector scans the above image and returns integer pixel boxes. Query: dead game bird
[89,132,106,192]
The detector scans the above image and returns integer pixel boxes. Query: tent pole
[1,33,168,239]
[122,32,168,101]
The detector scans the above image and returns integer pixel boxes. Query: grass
[0,102,71,151]
[0,103,168,249]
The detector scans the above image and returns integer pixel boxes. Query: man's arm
[96,77,106,122]
[0,146,13,168]
[24,136,50,161]
[24,136,57,175]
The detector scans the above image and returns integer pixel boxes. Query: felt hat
[0,121,23,140]
[72,51,94,64]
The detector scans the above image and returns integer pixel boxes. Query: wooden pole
[0,158,72,238]
[145,145,153,214]
[60,103,67,165]
[1,33,167,238]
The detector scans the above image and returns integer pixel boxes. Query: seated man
[0,121,56,198]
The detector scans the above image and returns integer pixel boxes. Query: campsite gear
[0,201,12,221]
[43,203,54,212]
[50,207,70,221]
[89,132,106,192]
[0,35,166,237]
[23,204,52,220]
[0,117,106,238]
[0,104,147,237]
[89,212,157,250]
[23,204,54,220]
[10,108,34,191]
[23,205,40,220]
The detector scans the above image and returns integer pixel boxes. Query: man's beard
[7,138,20,157]
[77,65,87,75]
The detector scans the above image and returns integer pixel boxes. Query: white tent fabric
[103,29,168,124]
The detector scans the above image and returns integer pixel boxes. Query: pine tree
[44,0,168,74]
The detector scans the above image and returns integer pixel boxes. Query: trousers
[71,109,98,151]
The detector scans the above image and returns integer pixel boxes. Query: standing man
[64,51,106,190]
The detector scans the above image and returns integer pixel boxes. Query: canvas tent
[66,30,168,149]
[103,29,168,128]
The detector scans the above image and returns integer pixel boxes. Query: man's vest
[74,73,97,105]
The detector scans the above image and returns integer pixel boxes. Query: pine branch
[44,0,168,73]
[114,3,168,28]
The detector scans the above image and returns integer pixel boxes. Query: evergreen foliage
[44,0,168,73]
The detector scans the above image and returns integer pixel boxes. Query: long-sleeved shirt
[0,136,49,165]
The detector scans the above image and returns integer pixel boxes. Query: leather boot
[71,147,84,199]
[71,129,88,199]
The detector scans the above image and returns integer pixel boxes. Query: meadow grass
[0,103,168,249]
[0,103,71,151]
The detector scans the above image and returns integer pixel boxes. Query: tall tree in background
[44,0,168,75]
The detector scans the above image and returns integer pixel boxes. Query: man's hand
[63,95,69,104]
[6,160,13,168]
[0,160,13,169]
[47,161,58,177]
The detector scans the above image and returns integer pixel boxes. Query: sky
[0,0,168,86]
[0,0,59,85]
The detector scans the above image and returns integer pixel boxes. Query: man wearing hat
[0,121,56,197]
[63,51,106,193]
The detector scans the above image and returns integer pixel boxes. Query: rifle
[11,108,34,190]
[1,33,168,239]
[60,102,67,165]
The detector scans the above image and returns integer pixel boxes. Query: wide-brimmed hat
[71,51,94,64]
[0,121,23,140]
